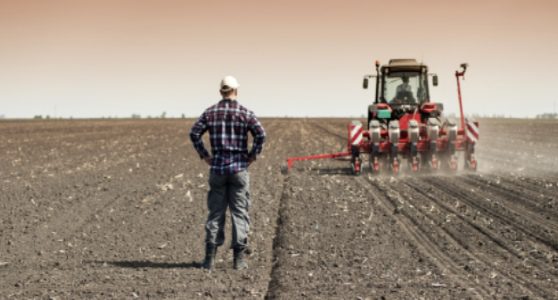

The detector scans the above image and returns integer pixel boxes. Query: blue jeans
[205,170,251,249]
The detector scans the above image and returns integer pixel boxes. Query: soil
[0,118,557,299]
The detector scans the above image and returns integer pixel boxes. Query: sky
[1,0,557,118]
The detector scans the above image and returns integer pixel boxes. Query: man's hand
[203,156,212,165]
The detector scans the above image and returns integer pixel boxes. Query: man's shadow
[87,260,201,269]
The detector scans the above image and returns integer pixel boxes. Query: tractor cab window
[384,72,428,105]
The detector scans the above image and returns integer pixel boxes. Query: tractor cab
[364,59,442,128]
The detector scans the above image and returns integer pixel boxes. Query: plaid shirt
[190,99,266,175]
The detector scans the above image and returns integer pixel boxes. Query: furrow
[356,177,491,299]
[402,178,553,298]
[464,174,558,221]
[424,177,558,252]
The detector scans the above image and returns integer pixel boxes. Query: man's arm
[189,112,211,161]
[247,112,266,162]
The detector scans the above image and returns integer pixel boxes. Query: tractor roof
[385,59,426,72]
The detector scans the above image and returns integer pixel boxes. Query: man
[393,75,416,104]
[189,76,266,270]
[396,75,412,93]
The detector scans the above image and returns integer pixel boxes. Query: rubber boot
[202,243,217,270]
[233,247,248,270]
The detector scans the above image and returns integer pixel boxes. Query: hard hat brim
[220,86,236,92]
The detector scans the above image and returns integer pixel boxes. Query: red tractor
[285,59,478,175]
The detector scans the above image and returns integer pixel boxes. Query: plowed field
[1,118,557,299]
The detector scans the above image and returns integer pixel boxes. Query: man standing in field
[189,76,266,270]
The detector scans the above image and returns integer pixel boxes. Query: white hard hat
[220,76,239,92]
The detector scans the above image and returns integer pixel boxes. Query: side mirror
[432,75,438,87]
[363,77,369,89]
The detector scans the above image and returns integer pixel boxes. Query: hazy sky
[1,0,557,118]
